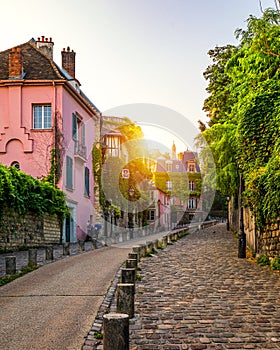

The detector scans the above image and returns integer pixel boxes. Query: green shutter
[66,156,73,189]
[72,113,77,140]
[84,166,90,196]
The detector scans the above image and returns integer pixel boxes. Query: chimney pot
[36,35,54,59]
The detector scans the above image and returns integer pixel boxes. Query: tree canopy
[198,8,280,228]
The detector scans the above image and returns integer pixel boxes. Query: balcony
[74,141,87,161]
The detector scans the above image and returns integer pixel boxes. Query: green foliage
[271,256,280,270]
[200,8,280,229]
[256,254,270,266]
[0,265,38,286]
[0,164,68,223]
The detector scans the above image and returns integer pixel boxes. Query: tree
[199,8,280,228]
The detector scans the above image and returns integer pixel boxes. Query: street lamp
[226,196,230,231]
[238,171,246,258]
[128,186,135,239]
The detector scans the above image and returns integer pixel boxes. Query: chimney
[61,47,76,78]
[9,47,23,79]
[36,36,54,59]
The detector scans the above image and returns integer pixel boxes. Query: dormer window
[33,105,52,129]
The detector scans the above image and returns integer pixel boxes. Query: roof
[0,38,101,115]
[0,39,64,80]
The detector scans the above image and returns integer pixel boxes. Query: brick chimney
[36,36,54,59]
[61,47,76,78]
[9,47,23,79]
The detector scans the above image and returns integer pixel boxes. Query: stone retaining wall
[0,210,61,249]
[228,200,280,257]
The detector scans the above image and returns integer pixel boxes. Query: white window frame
[33,105,52,129]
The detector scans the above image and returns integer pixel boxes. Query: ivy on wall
[0,164,69,223]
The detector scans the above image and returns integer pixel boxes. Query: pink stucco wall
[0,82,97,241]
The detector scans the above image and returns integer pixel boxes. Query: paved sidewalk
[129,224,280,350]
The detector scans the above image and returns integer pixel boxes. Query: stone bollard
[167,234,172,245]
[5,256,16,275]
[103,313,129,350]
[139,244,147,258]
[126,259,137,269]
[146,241,154,253]
[161,236,168,248]
[63,242,70,256]
[28,249,37,267]
[132,247,140,261]
[129,252,139,263]
[45,246,54,260]
[117,283,135,318]
[121,268,136,284]
[78,240,85,251]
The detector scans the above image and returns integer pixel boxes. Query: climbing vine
[0,164,69,223]
[200,8,280,230]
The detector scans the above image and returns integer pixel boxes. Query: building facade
[0,36,101,242]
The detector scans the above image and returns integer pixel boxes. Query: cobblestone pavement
[129,224,280,350]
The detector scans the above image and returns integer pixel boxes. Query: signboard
[122,169,130,179]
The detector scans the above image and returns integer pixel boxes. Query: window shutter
[72,113,77,140]
[84,166,90,196]
[82,122,86,146]
[66,156,73,189]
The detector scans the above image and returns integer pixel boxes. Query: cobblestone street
[129,224,280,350]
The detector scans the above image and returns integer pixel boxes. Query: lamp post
[238,171,246,258]
[128,186,134,239]
[226,196,230,231]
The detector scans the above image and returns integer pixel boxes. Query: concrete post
[129,252,139,263]
[78,240,85,251]
[28,249,37,267]
[139,243,147,257]
[103,313,129,350]
[121,268,136,284]
[5,256,16,275]
[63,242,70,255]
[45,246,54,260]
[126,259,137,269]
[132,247,140,261]
[117,283,135,318]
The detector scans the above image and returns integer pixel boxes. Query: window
[66,156,73,189]
[33,105,52,129]
[166,162,172,172]
[84,167,90,196]
[148,210,155,221]
[189,163,195,172]
[105,135,120,157]
[11,161,20,170]
[189,181,195,191]
[188,198,197,209]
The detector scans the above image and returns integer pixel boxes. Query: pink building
[0,36,101,242]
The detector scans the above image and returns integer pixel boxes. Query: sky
[0,0,276,153]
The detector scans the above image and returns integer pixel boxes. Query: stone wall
[0,210,61,249]
[228,199,280,257]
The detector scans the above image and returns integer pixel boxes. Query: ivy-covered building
[0,36,101,242]
[152,142,203,228]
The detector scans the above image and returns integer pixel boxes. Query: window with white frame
[189,181,195,191]
[33,105,52,129]
[188,198,197,209]
[105,135,120,157]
